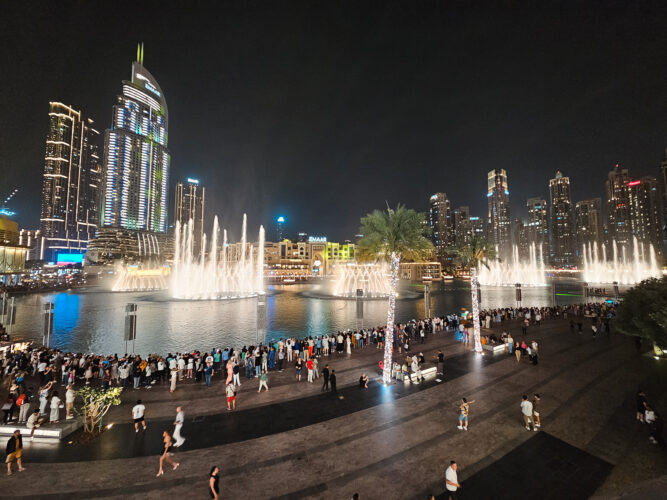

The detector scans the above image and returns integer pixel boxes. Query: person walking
[156,430,179,477]
[533,394,541,428]
[5,430,24,476]
[521,395,537,431]
[173,406,185,447]
[322,364,330,391]
[258,369,269,393]
[209,465,220,499]
[132,400,147,432]
[457,398,474,431]
[330,369,337,393]
[226,383,236,411]
[445,461,460,499]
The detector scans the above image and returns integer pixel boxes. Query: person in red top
[307,359,314,383]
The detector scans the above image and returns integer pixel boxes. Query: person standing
[173,406,185,447]
[330,369,337,393]
[226,383,236,411]
[49,391,61,423]
[307,358,314,383]
[209,466,220,499]
[258,369,269,393]
[521,395,537,431]
[514,341,521,363]
[156,431,179,477]
[435,350,445,376]
[295,358,303,382]
[232,362,241,387]
[457,398,474,431]
[170,369,178,393]
[322,364,330,391]
[132,400,147,432]
[533,394,541,428]
[5,430,24,475]
[65,385,75,420]
[445,461,460,499]
[204,362,213,387]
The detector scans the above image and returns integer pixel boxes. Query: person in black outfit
[330,370,337,393]
[321,364,330,391]
[209,465,220,499]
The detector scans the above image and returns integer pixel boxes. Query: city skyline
[2,2,667,241]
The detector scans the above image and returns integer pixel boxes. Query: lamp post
[43,302,54,348]
[124,303,137,354]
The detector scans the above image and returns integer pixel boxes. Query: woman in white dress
[346,334,351,355]
[50,392,61,423]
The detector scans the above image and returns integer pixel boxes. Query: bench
[482,343,506,354]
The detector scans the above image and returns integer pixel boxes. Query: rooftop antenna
[136,42,144,65]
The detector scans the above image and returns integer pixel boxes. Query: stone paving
[1,317,666,499]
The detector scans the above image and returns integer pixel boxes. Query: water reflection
[11,280,586,355]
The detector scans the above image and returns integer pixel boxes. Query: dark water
[9,279,587,355]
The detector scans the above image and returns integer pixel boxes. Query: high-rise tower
[549,171,575,266]
[628,176,662,256]
[525,197,548,253]
[174,178,205,256]
[605,164,631,247]
[575,198,603,252]
[103,44,170,233]
[429,193,452,262]
[486,169,511,258]
[40,102,102,261]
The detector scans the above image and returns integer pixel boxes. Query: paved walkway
[2,318,666,499]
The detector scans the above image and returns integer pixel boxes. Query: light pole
[124,303,137,354]
[43,302,54,348]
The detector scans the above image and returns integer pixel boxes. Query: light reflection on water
[10,280,585,355]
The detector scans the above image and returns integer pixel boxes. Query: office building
[429,193,452,261]
[628,176,662,255]
[575,198,603,253]
[103,44,170,233]
[660,153,667,251]
[39,102,102,261]
[525,197,548,253]
[174,178,205,256]
[549,171,575,266]
[452,206,472,245]
[275,216,286,241]
[486,169,511,258]
[605,165,632,247]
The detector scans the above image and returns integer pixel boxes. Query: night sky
[2,1,666,241]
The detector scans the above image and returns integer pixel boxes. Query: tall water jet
[170,215,265,300]
[582,236,661,284]
[478,243,547,286]
[332,262,391,298]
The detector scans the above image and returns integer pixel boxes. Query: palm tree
[454,237,497,353]
[357,204,433,384]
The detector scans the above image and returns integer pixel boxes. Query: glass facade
[103,59,170,233]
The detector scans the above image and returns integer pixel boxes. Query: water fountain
[112,264,170,291]
[582,237,661,284]
[477,243,547,286]
[171,214,265,300]
[331,262,391,298]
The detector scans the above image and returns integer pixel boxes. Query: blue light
[56,253,84,265]
[276,216,285,223]
[486,192,493,197]
[0,209,16,217]
[505,190,509,195]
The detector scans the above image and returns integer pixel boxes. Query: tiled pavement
[2,318,666,499]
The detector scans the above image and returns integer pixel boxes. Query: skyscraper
[486,169,511,258]
[549,171,575,266]
[605,165,631,247]
[452,206,472,245]
[275,216,286,241]
[174,178,205,256]
[628,176,662,255]
[103,44,170,233]
[575,198,603,252]
[660,152,667,251]
[40,102,102,261]
[429,193,452,262]
[525,197,548,253]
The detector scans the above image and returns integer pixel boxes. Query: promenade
[2,318,666,499]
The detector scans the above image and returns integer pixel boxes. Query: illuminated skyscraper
[174,178,205,256]
[628,176,662,255]
[275,216,286,241]
[605,164,631,247]
[103,44,169,233]
[575,198,603,251]
[429,193,452,262]
[40,102,102,261]
[549,171,575,265]
[525,197,548,252]
[452,206,472,245]
[486,169,511,258]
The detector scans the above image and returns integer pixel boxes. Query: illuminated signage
[56,253,84,265]
[308,236,327,243]
[145,82,161,97]
[187,178,199,184]
[627,180,641,186]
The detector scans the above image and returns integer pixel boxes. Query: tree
[453,237,497,353]
[357,204,433,384]
[614,277,667,349]
[76,386,123,433]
